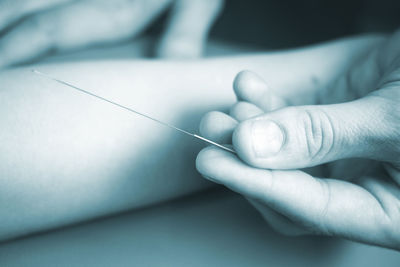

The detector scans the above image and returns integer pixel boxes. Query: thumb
[233,95,399,169]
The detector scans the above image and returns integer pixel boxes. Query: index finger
[196,146,397,249]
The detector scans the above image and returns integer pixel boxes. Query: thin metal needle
[32,69,236,154]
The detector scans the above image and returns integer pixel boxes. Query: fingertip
[199,111,237,143]
[233,70,267,101]
[233,70,255,99]
[197,144,278,200]
[196,146,215,175]
[233,114,288,169]
[196,146,234,178]
[232,120,258,166]
[199,111,217,136]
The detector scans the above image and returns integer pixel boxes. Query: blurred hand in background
[0,0,224,68]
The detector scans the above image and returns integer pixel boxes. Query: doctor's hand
[196,31,400,250]
[0,0,223,68]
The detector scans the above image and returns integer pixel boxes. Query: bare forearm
[0,34,383,241]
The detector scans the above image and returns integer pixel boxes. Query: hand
[0,0,223,68]
[196,30,400,250]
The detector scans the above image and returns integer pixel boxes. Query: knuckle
[298,109,335,162]
[367,93,400,159]
[315,179,333,235]
[358,176,400,248]
[285,178,333,236]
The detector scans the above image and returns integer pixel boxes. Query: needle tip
[32,69,51,79]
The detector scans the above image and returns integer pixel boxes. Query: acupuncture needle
[32,69,236,154]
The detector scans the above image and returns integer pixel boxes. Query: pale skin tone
[196,30,400,250]
[0,0,224,67]
[0,35,388,243]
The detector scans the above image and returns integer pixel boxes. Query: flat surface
[0,188,399,267]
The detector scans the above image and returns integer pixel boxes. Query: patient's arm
[0,35,382,241]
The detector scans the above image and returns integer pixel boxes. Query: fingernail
[251,120,284,158]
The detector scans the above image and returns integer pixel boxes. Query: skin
[0,35,381,241]
[196,29,400,250]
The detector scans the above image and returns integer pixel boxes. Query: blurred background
[155,0,400,48]
[1,0,400,67]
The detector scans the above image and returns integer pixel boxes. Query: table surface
[1,188,399,267]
